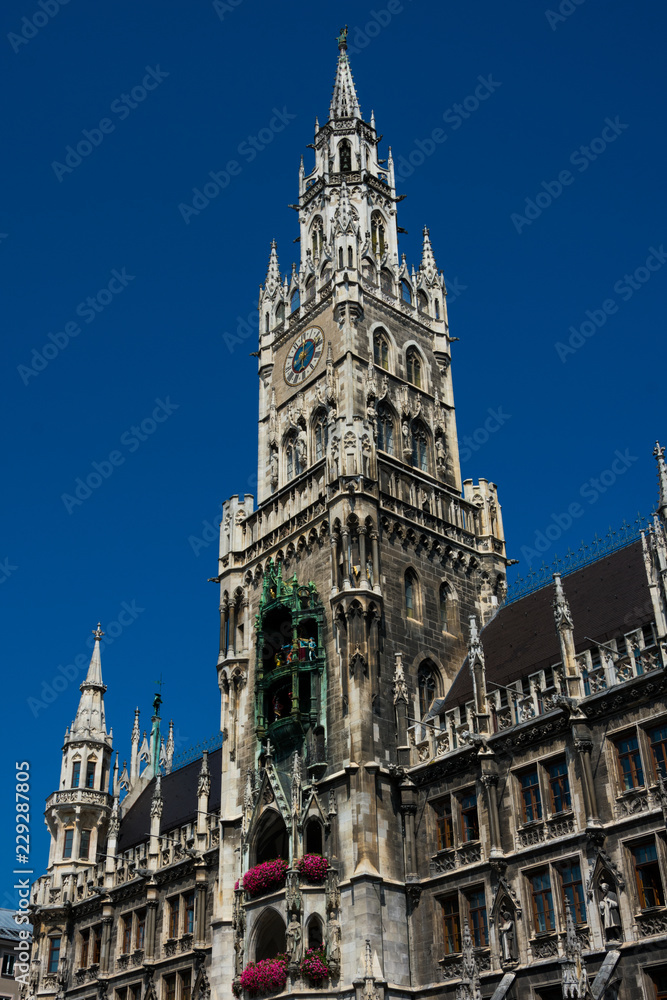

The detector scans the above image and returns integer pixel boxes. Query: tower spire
[420,226,438,281]
[264,239,281,294]
[329,26,361,121]
[654,441,667,522]
[71,623,108,740]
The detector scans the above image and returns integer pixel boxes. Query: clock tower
[213,26,507,997]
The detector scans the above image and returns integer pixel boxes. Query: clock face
[284,327,324,386]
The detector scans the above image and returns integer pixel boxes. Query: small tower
[45,624,113,888]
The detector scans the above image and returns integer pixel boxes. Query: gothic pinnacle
[265,239,280,291]
[420,226,438,273]
[654,441,667,520]
[329,26,361,121]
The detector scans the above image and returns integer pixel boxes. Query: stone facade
[27,28,667,1000]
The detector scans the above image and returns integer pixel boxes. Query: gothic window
[615,734,644,790]
[520,769,542,823]
[418,660,437,717]
[558,860,586,924]
[307,916,324,951]
[338,247,344,269]
[313,411,328,461]
[184,891,195,935]
[71,760,81,787]
[348,246,353,267]
[276,301,285,325]
[411,420,429,472]
[63,828,74,859]
[290,289,300,312]
[434,798,454,850]
[265,312,270,333]
[459,790,479,842]
[530,870,555,933]
[466,888,489,947]
[135,910,146,950]
[91,925,102,965]
[86,759,96,788]
[339,139,352,172]
[305,818,323,855]
[305,276,315,302]
[254,811,289,865]
[376,402,394,455]
[121,916,132,955]
[404,569,419,620]
[439,582,455,632]
[79,829,91,860]
[650,723,667,779]
[254,909,286,963]
[168,896,180,938]
[417,290,429,313]
[632,840,665,908]
[406,346,422,388]
[435,298,441,319]
[401,280,412,304]
[373,330,389,370]
[547,759,571,813]
[47,937,61,975]
[285,433,302,481]
[371,212,386,256]
[441,897,460,955]
[311,216,324,257]
[362,260,377,285]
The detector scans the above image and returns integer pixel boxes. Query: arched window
[373,330,389,370]
[380,268,393,295]
[276,301,285,325]
[434,298,440,320]
[338,247,344,269]
[339,139,352,173]
[290,289,300,313]
[305,818,323,855]
[405,569,419,620]
[401,281,412,304]
[411,420,428,473]
[371,212,386,256]
[265,312,270,333]
[254,909,286,963]
[285,433,302,482]
[311,216,324,258]
[305,276,315,302]
[417,290,429,314]
[362,260,377,285]
[307,916,324,952]
[313,412,328,461]
[348,246,353,267]
[254,811,289,866]
[377,402,394,455]
[418,660,438,717]
[406,347,422,388]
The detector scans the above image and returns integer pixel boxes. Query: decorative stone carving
[598,882,622,940]
[285,913,303,967]
[499,908,516,964]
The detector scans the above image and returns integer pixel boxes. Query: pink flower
[295,853,328,884]
[242,859,288,897]
[239,956,288,995]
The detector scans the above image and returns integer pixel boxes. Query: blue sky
[1,0,666,900]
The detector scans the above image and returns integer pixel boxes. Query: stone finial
[197,750,211,798]
[329,33,361,120]
[468,615,484,667]
[165,720,175,774]
[552,572,574,631]
[150,775,163,819]
[393,652,409,705]
[654,441,667,520]
[419,226,438,279]
[264,239,281,294]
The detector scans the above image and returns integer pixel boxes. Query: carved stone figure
[327,918,341,967]
[435,435,447,472]
[270,449,279,486]
[599,883,621,938]
[296,428,307,466]
[499,908,516,963]
[286,914,303,964]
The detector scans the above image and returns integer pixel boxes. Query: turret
[45,624,113,887]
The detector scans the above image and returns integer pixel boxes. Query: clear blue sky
[1,0,666,901]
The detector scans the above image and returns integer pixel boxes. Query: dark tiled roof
[0,908,32,941]
[444,540,652,709]
[117,748,222,851]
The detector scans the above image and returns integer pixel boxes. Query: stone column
[195,876,207,948]
[330,533,339,595]
[573,726,600,825]
[480,770,502,857]
[342,528,352,589]
[145,897,158,960]
[359,526,368,587]
[100,914,113,973]
[371,531,381,594]
[229,603,237,657]
[400,779,418,876]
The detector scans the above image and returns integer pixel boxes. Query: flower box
[242,859,289,898]
[237,956,288,996]
[295,854,328,884]
[301,947,331,984]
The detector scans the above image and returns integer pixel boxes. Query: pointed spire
[165,720,175,774]
[420,226,438,277]
[264,239,281,294]
[552,572,574,631]
[70,623,109,741]
[197,750,211,798]
[370,109,376,131]
[329,26,361,121]
[468,615,484,667]
[654,441,667,521]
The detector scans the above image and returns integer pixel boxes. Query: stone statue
[599,882,621,938]
[327,918,341,967]
[296,429,307,467]
[270,449,278,485]
[436,435,447,471]
[286,914,303,964]
[366,555,374,588]
[499,908,516,963]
